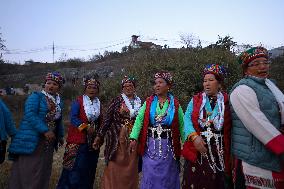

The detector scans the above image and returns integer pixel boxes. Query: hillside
[1,47,284,189]
[1,47,284,109]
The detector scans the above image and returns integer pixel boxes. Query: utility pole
[52,41,55,63]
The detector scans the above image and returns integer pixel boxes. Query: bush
[120,48,241,108]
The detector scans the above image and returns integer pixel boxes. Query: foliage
[270,55,284,90]
[121,46,128,53]
[121,48,241,108]
[1,44,284,109]
[89,53,104,62]
[208,35,237,52]
[0,34,5,50]
[66,58,85,65]
[61,85,82,102]
[103,50,121,59]
[0,29,6,61]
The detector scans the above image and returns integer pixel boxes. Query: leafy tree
[0,35,5,50]
[0,29,6,62]
[208,35,237,52]
[66,58,84,64]
[163,44,169,49]
[196,40,202,49]
[270,55,284,90]
[121,46,128,53]
[89,53,103,62]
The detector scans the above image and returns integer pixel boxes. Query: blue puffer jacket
[8,92,64,154]
[0,99,17,141]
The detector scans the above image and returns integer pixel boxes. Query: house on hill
[129,35,162,50]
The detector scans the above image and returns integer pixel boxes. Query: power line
[2,36,283,56]
[2,39,130,55]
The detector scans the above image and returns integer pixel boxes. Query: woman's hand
[44,130,55,142]
[193,136,207,153]
[120,103,129,115]
[58,137,64,147]
[87,127,95,136]
[92,136,101,150]
[129,139,137,153]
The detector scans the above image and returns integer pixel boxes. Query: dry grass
[1,144,185,189]
[0,160,11,189]
[0,143,105,189]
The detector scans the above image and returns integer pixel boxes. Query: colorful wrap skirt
[56,143,100,189]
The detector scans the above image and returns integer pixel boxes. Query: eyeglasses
[248,60,270,67]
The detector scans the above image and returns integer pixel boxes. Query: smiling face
[153,78,169,96]
[203,73,220,96]
[245,57,270,78]
[44,80,60,95]
[85,84,99,99]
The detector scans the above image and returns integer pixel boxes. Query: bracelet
[188,132,198,142]
[187,132,197,140]
[191,135,199,142]
[78,123,89,132]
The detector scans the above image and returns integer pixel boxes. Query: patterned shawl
[98,96,127,163]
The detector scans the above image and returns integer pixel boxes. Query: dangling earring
[218,84,222,92]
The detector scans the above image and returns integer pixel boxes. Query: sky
[1,0,284,64]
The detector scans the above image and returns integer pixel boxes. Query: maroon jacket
[191,92,232,176]
[66,96,102,144]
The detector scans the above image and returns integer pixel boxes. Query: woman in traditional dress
[181,64,233,189]
[93,76,141,189]
[56,77,102,189]
[230,47,284,189]
[8,72,65,189]
[0,99,17,164]
[129,71,185,189]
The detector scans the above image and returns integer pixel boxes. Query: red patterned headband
[154,72,173,84]
[45,72,65,86]
[84,78,100,87]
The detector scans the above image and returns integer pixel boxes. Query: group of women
[4,63,233,189]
